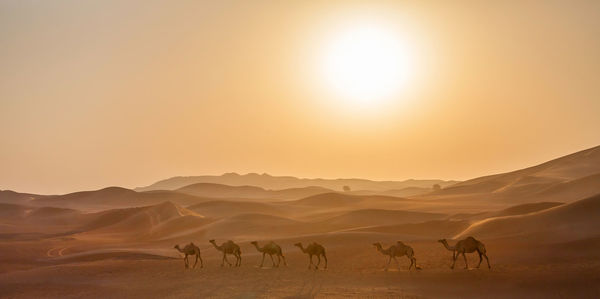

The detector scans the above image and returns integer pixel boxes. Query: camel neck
[210,242,223,251]
[441,240,455,251]
[252,243,263,252]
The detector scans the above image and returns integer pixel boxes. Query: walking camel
[209,239,242,267]
[438,236,491,269]
[373,241,419,270]
[294,242,327,270]
[251,241,287,268]
[174,242,203,269]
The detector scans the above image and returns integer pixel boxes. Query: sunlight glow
[321,24,415,108]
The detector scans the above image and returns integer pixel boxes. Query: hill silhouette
[136,172,458,192]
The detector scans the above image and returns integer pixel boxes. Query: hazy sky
[1,0,599,194]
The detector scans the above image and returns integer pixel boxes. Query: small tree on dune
[432,184,441,191]
[343,185,351,192]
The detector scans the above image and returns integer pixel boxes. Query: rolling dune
[456,193,600,242]
[431,145,600,203]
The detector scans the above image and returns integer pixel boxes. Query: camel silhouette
[438,236,491,269]
[373,241,419,270]
[174,242,203,269]
[210,239,242,267]
[250,241,287,267]
[294,242,327,270]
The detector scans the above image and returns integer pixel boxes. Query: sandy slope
[177,183,334,200]
[427,145,600,204]
[456,193,600,241]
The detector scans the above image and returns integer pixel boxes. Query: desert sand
[1,146,599,298]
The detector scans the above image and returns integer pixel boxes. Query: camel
[438,236,491,269]
[294,242,327,270]
[174,242,203,269]
[372,241,418,270]
[209,239,242,267]
[251,241,287,267]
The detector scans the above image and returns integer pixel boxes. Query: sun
[321,24,415,107]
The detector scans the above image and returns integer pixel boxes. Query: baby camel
[209,239,242,267]
[438,236,491,269]
[373,241,418,270]
[250,241,287,267]
[294,242,327,270]
[174,242,203,269]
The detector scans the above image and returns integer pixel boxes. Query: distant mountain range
[135,173,459,192]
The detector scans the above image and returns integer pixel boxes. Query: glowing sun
[321,24,415,107]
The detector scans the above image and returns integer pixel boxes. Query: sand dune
[533,173,600,202]
[489,201,563,217]
[286,192,363,207]
[176,183,333,200]
[0,203,83,233]
[197,213,313,240]
[455,193,600,242]
[78,201,208,241]
[187,200,285,218]
[320,208,445,228]
[20,187,210,211]
[0,190,40,204]
[350,186,432,197]
[431,146,600,203]
[284,192,410,208]
[348,219,470,239]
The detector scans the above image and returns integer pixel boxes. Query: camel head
[293,242,302,248]
[250,241,258,245]
[174,244,180,249]
[372,242,382,248]
[437,239,446,244]
[209,239,216,244]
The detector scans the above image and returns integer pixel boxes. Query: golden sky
[1,0,599,194]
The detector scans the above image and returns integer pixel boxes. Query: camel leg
[281,254,288,266]
[322,253,328,269]
[269,254,276,267]
[199,255,204,268]
[462,252,468,269]
[384,255,392,271]
[407,255,414,270]
[483,253,491,269]
[183,255,188,269]
[193,254,198,269]
[476,251,483,268]
[222,253,232,267]
[238,254,242,267]
[275,255,281,267]
[260,252,266,267]
[308,254,314,269]
[450,252,457,269]
[315,255,321,270]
